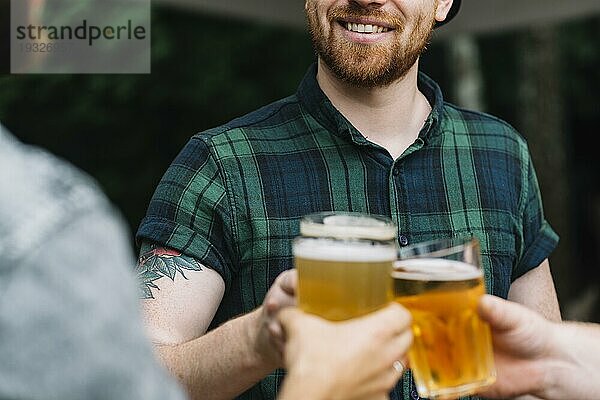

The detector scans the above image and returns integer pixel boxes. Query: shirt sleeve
[512,153,559,281]
[136,136,236,288]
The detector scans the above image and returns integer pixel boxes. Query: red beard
[306,1,436,88]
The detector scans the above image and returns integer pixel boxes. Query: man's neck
[316,59,432,159]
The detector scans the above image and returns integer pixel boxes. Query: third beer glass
[392,237,496,399]
[294,211,397,321]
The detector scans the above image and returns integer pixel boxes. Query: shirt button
[399,235,409,246]
[393,168,400,176]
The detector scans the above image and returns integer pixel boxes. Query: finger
[269,330,286,357]
[392,360,405,375]
[265,273,298,315]
[268,319,284,339]
[371,395,390,400]
[354,303,412,338]
[362,365,404,397]
[276,307,310,334]
[387,362,406,389]
[478,386,511,399]
[396,331,414,356]
[278,269,298,296]
[276,307,301,328]
[383,331,413,365]
[478,295,536,332]
[265,290,295,314]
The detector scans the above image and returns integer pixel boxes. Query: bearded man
[135,1,561,399]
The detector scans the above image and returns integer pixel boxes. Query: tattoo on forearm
[136,244,203,299]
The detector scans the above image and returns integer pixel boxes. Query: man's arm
[507,258,561,321]
[137,243,296,400]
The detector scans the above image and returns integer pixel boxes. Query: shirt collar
[296,62,445,144]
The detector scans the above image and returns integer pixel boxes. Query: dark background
[1,5,599,320]
[0,1,9,73]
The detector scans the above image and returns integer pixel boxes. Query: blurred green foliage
[0,6,315,235]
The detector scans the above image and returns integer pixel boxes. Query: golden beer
[392,258,496,399]
[295,238,396,320]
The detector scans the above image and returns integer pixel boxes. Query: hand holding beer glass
[393,237,496,399]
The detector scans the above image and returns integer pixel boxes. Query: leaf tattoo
[137,245,203,299]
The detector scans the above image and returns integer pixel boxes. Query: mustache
[327,4,404,29]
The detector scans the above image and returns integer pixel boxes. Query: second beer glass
[392,237,496,399]
[294,211,397,321]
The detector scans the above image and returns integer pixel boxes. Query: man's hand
[276,304,413,400]
[250,269,298,369]
[478,295,600,400]
[477,295,562,399]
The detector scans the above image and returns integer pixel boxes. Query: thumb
[279,269,298,296]
[357,303,412,333]
[276,307,305,333]
[478,295,534,331]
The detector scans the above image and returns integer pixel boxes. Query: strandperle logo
[15,19,147,47]
[11,0,150,74]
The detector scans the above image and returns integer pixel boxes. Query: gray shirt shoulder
[0,125,186,400]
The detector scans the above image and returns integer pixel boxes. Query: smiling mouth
[338,20,392,34]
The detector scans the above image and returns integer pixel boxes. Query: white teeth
[345,22,389,34]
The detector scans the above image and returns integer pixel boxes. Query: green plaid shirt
[137,63,558,400]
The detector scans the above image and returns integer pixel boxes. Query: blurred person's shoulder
[0,124,127,267]
[0,124,188,400]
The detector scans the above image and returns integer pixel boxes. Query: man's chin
[323,58,402,88]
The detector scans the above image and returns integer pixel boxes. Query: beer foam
[392,258,482,281]
[293,238,397,262]
[301,214,396,241]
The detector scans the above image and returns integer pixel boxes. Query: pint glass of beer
[392,237,495,399]
[293,212,397,321]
